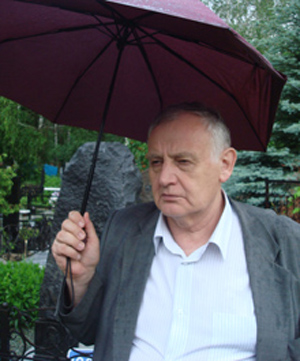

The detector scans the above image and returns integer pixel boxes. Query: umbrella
[0,0,287,312]
[0,0,286,213]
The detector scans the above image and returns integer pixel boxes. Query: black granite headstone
[36,142,142,354]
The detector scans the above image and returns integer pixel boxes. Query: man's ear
[219,147,237,183]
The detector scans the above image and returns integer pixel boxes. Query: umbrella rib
[92,2,162,109]
[137,27,263,148]
[126,31,160,45]
[94,0,130,43]
[132,28,163,109]
[0,22,109,44]
[92,15,121,42]
[93,0,256,67]
[94,0,160,46]
[54,37,115,122]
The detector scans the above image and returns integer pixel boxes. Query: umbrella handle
[63,257,75,311]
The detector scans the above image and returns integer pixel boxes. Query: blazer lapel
[235,202,293,360]
[113,209,159,361]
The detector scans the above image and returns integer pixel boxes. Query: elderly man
[53,103,300,361]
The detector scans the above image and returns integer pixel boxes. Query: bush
[44,174,61,188]
[0,261,45,328]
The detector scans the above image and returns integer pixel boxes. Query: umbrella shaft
[80,120,105,215]
[80,45,125,215]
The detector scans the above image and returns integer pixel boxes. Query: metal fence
[0,216,52,261]
[0,303,93,360]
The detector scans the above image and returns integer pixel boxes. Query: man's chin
[158,204,184,219]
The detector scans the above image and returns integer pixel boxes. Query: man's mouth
[161,193,180,201]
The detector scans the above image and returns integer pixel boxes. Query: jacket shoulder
[230,198,300,228]
[230,198,300,274]
[113,202,158,221]
[101,201,159,241]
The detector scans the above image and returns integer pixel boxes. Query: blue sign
[67,348,93,361]
[44,163,58,176]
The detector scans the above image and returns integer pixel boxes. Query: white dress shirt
[129,194,257,361]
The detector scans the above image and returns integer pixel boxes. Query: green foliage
[0,154,19,215]
[18,227,39,242]
[290,186,300,215]
[0,96,100,180]
[44,174,61,188]
[0,96,149,191]
[259,0,300,155]
[223,148,299,206]
[102,132,125,144]
[46,126,99,167]
[126,139,149,171]
[202,0,280,42]
[0,230,15,257]
[0,97,46,179]
[0,261,45,328]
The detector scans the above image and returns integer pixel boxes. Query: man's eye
[151,160,162,166]
[178,159,190,164]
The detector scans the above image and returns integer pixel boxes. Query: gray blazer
[59,199,300,361]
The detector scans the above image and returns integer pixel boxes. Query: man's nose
[158,162,177,186]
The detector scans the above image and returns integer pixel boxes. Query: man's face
[147,113,233,225]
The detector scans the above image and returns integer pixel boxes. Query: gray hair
[148,102,231,159]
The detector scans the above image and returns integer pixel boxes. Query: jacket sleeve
[277,216,300,360]
[56,269,104,345]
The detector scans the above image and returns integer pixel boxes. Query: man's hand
[52,211,100,305]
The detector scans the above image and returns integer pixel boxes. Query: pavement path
[24,250,49,267]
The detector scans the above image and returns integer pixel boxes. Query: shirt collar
[153,191,233,260]
[208,191,232,260]
[153,212,170,254]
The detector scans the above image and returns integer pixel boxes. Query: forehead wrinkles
[147,150,198,162]
[148,117,214,157]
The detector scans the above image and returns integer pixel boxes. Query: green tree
[0,96,148,182]
[0,97,104,179]
[259,0,300,154]
[45,125,99,168]
[0,97,46,181]
[224,147,298,206]
[0,154,18,215]
[202,0,280,41]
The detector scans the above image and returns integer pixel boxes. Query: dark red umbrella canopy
[0,0,286,151]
